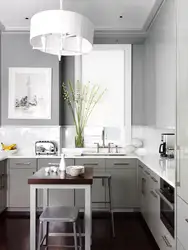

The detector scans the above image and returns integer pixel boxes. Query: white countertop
[0,152,176,187]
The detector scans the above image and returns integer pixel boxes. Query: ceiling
[0,0,164,34]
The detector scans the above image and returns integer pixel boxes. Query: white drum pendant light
[30,0,94,59]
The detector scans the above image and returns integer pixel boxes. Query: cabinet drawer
[9,158,37,169]
[75,158,105,168]
[106,158,136,169]
[177,196,188,250]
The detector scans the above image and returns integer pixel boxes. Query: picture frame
[8,67,52,119]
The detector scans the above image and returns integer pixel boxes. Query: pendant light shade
[30,3,94,58]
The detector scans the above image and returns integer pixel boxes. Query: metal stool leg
[37,221,43,250]
[78,220,82,250]
[73,222,78,250]
[45,222,49,247]
[108,177,115,237]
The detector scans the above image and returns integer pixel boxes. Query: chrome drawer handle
[83,163,98,166]
[162,235,172,248]
[150,190,158,199]
[144,170,150,175]
[151,176,158,183]
[155,189,174,210]
[16,162,31,165]
[48,163,59,166]
[114,163,129,166]
[185,219,188,223]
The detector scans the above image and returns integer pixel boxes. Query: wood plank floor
[0,213,159,250]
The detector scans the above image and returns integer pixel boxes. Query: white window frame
[75,44,132,145]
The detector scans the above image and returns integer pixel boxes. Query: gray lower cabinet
[37,158,74,208]
[106,159,138,209]
[0,160,7,213]
[8,158,37,209]
[74,158,106,209]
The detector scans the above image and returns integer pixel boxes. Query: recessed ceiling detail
[0,0,164,34]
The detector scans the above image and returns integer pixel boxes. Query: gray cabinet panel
[0,161,6,213]
[74,158,105,209]
[9,168,35,208]
[107,167,138,209]
[8,158,37,209]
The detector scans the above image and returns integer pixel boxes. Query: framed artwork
[8,67,52,119]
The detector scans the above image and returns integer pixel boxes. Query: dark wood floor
[0,213,159,250]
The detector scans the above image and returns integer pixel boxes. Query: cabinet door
[149,178,160,244]
[177,196,188,250]
[177,239,186,250]
[1,161,7,211]
[9,168,35,208]
[0,165,2,213]
[37,158,74,208]
[141,169,150,223]
[107,168,137,209]
[158,221,175,250]
[138,164,144,207]
[75,158,105,209]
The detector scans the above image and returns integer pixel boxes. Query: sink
[81,153,126,157]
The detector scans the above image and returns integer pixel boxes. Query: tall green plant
[62,80,106,147]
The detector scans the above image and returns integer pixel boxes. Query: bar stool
[37,206,82,250]
[93,173,115,237]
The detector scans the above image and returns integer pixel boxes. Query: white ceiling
[0,0,164,33]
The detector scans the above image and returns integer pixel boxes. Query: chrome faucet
[94,128,114,153]
[102,129,105,147]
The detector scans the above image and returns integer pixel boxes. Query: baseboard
[3,210,141,219]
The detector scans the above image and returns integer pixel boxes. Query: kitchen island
[28,167,93,250]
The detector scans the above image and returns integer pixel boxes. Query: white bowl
[66,166,84,177]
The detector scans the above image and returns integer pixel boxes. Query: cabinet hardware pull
[150,190,158,199]
[162,235,172,248]
[151,177,158,183]
[16,162,31,165]
[48,163,59,166]
[185,219,188,223]
[83,163,98,166]
[139,165,143,169]
[155,189,174,210]
[176,147,181,187]
[114,163,129,166]
[144,171,150,175]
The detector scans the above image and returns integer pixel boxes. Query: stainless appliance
[159,133,175,158]
[35,141,57,155]
[156,178,174,238]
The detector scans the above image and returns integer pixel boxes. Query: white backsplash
[0,126,60,155]
[132,126,175,154]
[60,126,127,148]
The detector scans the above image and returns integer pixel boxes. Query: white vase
[59,154,66,172]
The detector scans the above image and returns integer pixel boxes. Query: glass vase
[75,131,84,148]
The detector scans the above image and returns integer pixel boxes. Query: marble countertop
[0,152,176,187]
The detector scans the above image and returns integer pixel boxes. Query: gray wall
[60,57,75,125]
[1,33,59,125]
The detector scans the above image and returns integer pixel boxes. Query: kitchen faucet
[94,128,114,153]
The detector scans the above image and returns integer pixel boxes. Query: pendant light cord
[60,0,63,10]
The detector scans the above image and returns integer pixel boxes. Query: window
[75,44,132,145]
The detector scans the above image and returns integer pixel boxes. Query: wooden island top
[28,167,93,185]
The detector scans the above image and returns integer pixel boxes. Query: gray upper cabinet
[143,0,176,128]
[8,158,37,209]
